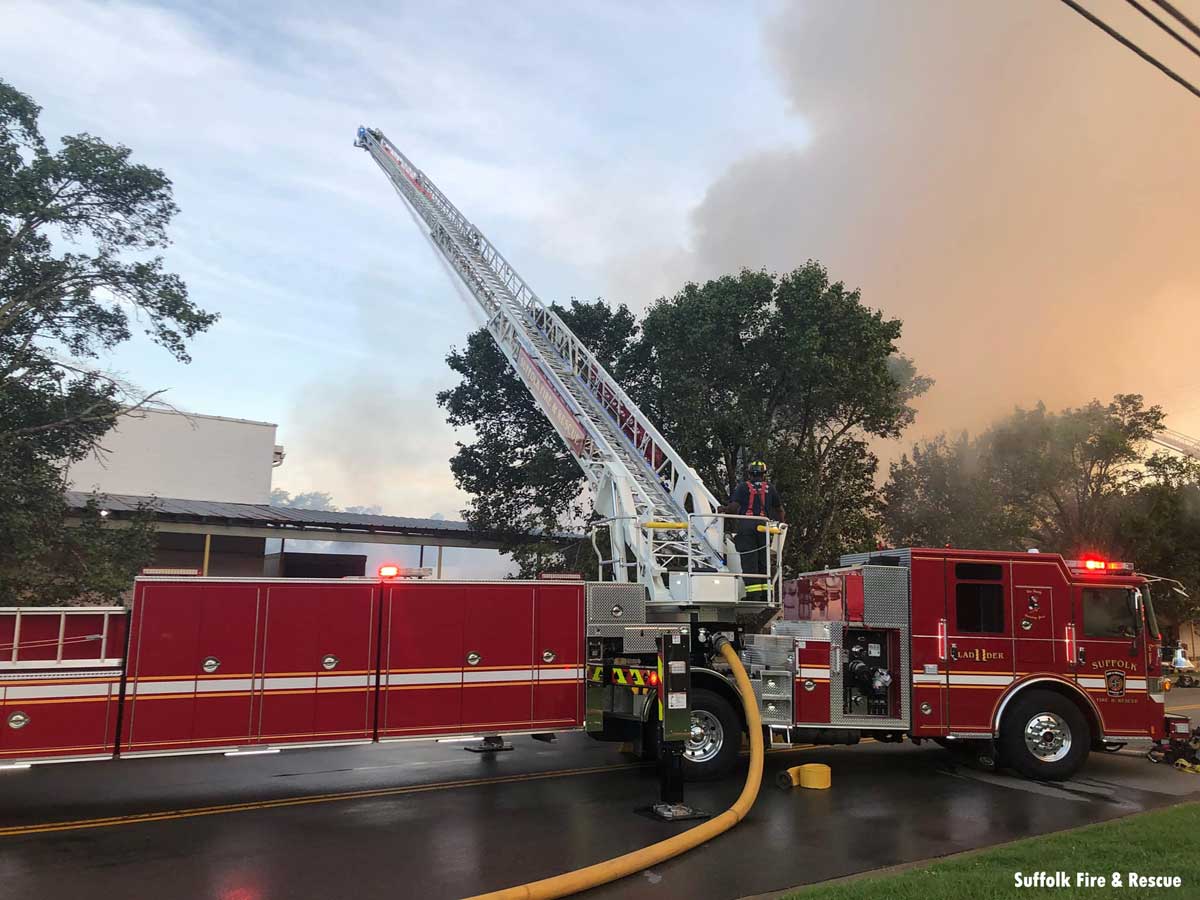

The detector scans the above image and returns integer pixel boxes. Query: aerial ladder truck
[350,126,1181,784]
[0,130,1180,795]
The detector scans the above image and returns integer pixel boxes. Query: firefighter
[724,460,785,594]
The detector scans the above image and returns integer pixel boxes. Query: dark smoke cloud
[660,1,1200,440]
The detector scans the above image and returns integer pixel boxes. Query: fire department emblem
[1105,670,1126,698]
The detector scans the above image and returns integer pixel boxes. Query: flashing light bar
[140,567,202,576]
[378,565,433,579]
[1065,558,1134,575]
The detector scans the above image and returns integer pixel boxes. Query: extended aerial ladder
[354,126,782,607]
[1152,429,1200,460]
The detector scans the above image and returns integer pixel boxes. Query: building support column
[436,545,443,579]
[202,533,212,576]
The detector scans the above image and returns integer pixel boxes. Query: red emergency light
[1066,557,1135,575]
[647,670,659,687]
[378,564,401,579]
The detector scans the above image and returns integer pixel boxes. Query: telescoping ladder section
[354,126,732,605]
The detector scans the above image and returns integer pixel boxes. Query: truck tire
[999,689,1090,781]
[680,688,741,781]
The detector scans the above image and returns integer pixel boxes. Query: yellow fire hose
[463,637,763,900]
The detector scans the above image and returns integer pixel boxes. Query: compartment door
[258,582,379,746]
[313,583,379,743]
[461,584,535,732]
[945,560,1014,734]
[191,584,261,748]
[257,585,320,744]
[533,584,584,729]
[379,583,463,738]
[124,582,261,754]
[122,582,204,752]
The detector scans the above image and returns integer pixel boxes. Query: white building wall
[68,409,279,504]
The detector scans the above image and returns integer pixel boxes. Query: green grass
[782,802,1200,900]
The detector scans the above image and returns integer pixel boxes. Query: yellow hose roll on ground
[777,763,831,790]
[463,638,763,900]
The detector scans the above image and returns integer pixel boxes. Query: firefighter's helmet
[748,460,768,480]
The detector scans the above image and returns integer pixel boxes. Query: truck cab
[592,548,1170,783]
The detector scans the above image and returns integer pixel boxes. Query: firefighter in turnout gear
[726,460,785,595]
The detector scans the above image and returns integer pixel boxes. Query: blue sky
[6,1,1200,579]
[3,0,806,529]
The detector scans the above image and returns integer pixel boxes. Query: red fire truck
[1,130,1187,781]
[0,549,1184,782]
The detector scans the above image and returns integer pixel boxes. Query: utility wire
[1058,0,1200,99]
[1126,0,1200,58]
[1152,0,1200,39]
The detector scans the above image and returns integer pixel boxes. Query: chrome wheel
[1024,711,1072,762]
[684,709,724,764]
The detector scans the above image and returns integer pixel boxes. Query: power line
[1126,0,1200,58]
[1152,0,1200,40]
[1058,0,1200,99]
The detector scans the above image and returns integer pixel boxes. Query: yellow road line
[0,762,648,838]
[1168,702,1200,712]
[0,737,870,838]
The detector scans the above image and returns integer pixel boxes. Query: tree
[270,489,382,516]
[438,298,639,575]
[884,395,1167,556]
[0,79,216,605]
[984,394,1164,554]
[883,432,1030,550]
[439,265,929,575]
[629,264,929,570]
[1114,452,1200,628]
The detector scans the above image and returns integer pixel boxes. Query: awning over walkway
[66,492,575,550]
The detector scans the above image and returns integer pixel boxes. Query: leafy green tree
[885,395,1166,557]
[1114,453,1200,628]
[0,79,216,605]
[440,265,929,574]
[883,432,1030,550]
[629,264,929,570]
[985,394,1164,553]
[437,298,637,575]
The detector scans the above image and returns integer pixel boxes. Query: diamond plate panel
[751,677,793,724]
[770,620,832,641]
[586,583,646,626]
[741,634,795,670]
[862,566,910,626]
[585,623,657,653]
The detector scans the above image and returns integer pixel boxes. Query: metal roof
[65,492,574,547]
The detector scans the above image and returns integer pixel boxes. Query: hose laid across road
[464,636,764,900]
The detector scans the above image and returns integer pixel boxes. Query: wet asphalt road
[2,696,1198,900]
